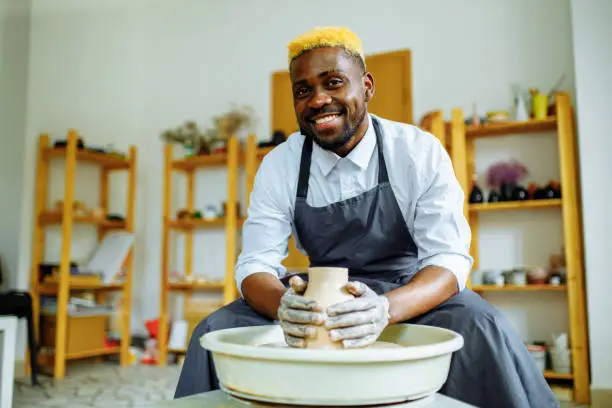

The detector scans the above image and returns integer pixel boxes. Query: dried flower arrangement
[214,105,254,140]
[161,121,209,154]
[485,160,528,189]
[161,105,255,155]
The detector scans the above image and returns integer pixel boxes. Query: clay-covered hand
[277,275,324,348]
[324,281,390,348]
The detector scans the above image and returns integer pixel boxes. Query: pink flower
[485,160,528,188]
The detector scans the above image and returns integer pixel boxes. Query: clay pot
[526,266,549,284]
[303,267,354,349]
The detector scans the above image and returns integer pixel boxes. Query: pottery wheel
[222,387,438,407]
[200,324,465,406]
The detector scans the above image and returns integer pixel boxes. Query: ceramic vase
[303,267,354,349]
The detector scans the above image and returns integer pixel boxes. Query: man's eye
[295,87,309,97]
[328,78,343,87]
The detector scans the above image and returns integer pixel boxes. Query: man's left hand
[324,281,390,348]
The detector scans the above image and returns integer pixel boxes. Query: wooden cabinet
[364,50,413,124]
[271,71,298,138]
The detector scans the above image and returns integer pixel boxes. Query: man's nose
[308,88,332,109]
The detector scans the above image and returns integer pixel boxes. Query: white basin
[200,323,464,406]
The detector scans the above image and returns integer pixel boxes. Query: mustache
[304,106,345,121]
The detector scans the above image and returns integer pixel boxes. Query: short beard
[300,107,367,152]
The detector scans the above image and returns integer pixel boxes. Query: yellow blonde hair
[287,26,365,67]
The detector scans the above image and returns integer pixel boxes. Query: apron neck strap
[296,115,389,200]
[297,135,313,199]
[372,116,389,184]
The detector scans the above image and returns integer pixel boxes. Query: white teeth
[315,114,338,124]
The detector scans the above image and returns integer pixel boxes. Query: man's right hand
[277,276,324,348]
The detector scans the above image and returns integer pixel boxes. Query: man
[175,27,559,408]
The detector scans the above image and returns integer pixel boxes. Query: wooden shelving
[172,151,230,171]
[167,281,225,291]
[466,116,557,138]
[158,138,241,365]
[38,282,125,295]
[39,211,126,229]
[448,92,590,404]
[65,346,121,360]
[472,284,567,292]
[29,131,137,379]
[469,199,562,212]
[167,217,245,230]
[544,370,574,381]
[43,147,130,170]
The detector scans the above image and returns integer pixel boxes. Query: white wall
[0,0,30,360]
[16,0,578,356]
[570,0,612,390]
[0,0,30,289]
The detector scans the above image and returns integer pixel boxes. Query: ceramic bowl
[200,323,463,406]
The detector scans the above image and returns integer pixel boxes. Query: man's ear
[363,72,375,102]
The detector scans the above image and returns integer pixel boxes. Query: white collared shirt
[235,114,473,294]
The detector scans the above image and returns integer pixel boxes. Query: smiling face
[289,47,374,156]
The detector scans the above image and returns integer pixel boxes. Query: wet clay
[262,267,403,349]
[303,267,354,349]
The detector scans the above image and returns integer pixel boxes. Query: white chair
[0,316,17,408]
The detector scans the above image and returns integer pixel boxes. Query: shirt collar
[312,114,376,177]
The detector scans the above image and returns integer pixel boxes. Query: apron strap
[372,116,390,184]
[296,136,313,200]
[296,115,389,199]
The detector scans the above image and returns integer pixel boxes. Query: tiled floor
[11,362,590,407]
[13,363,180,407]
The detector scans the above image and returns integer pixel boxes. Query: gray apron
[175,117,559,408]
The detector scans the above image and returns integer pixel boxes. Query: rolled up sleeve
[235,153,293,295]
[413,141,473,291]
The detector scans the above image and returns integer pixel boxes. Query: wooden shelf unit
[38,211,127,229]
[167,281,226,291]
[465,116,557,138]
[158,138,241,365]
[472,284,567,292]
[544,370,574,381]
[167,217,245,230]
[448,92,590,404]
[469,198,562,212]
[29,131,137,379]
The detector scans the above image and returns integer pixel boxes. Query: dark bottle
[512,186,529,201]
[469,175,484,204]
[488,190,501,203]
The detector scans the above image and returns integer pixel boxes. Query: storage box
[41,313,110,357]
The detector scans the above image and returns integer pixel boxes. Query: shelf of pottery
[445,91,589,404]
